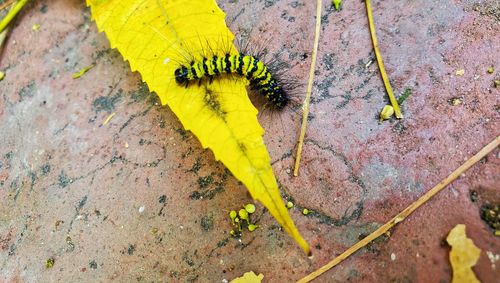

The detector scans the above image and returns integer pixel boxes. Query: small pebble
[138,206,145,213]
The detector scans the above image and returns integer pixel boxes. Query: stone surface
[0,0,499,282]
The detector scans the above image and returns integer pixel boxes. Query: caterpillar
[174,53,289,109]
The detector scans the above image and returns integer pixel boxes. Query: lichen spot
[204,87,226,118]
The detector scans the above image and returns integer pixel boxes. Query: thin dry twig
[0,27,8,49]
[366,0,402,118]
[298,135,500,282]
[0,0,28,33]
[293,0,322,176]
[0,0,16,11]
[0,0,19,54]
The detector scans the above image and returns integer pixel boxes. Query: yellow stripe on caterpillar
[174,54,289,109]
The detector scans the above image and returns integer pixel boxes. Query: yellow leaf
[230,271,264,283]
[86,0,309,253]
[446,224,481,283]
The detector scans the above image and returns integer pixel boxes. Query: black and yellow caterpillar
[174,54,288,109]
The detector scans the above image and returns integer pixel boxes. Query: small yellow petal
[332,0,342,11]
[248,224,259,232]
[244,204,256,214]
[379,105,394,121]
[230,271,264,283]
[238,209,249,220]
[102,112,116,125]
[72,65,94,79]
[229,210,237,220]
[450,98,462,106]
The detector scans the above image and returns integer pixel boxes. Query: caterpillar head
[174,66,189,85]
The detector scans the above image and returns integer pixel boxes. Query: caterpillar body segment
[174,54,288,109]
